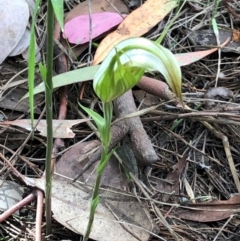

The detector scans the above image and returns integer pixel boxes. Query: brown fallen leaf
[65,0,128,23]
[52,179,155,241]
[133,90,159,106]
[0,119,89,138]
[176,195,240,222]
[54,139,158,240]
[174,38,230,66]
[55,140,129,190]
[149,155,187,202]
[0,85,43,113]
[93,0,178,64]
[189,29,240,53]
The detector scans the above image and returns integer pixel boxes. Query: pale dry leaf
[52,179,154,241]
[149,156,187,202]
[9,28,30,56]
[10,27,41,62]
[184,178,195,203]
[1,119,89,138]
[0,180,24,215]
[204,87,234,109]
[22,176,45,190]
[25,0,35,15]
[133,90,159,106]
[93,0,177,64]
[0,0,29,64]
[176,195,240,222]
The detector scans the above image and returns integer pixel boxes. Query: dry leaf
[184,177,195,203]
[176,195,240,222]
[93,0,177,64]
[62,0,128,59]
[149,155,187,202]
[52,179,154,241]
[0,0,29,64]
[204,87,234,109]
[175,38,230,66]
[0,87,42,113]
[189,29,239,53]
[0,180,24,215]
[1,119,89,138]
[55,140,129,190]
[54,140,158,240]
[133,90,159,106]
[65,0,128,23]
[9,28,41,62]
[232,29,240,42]
[63,12,126,44]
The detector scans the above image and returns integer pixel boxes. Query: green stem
[84,102,113,241]
[45,0,54,235]
[102,102,113,149]
[83,149,108,241]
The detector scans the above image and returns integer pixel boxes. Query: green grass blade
[28,0,41,128]
[155,0,185,45]
[39,62,47,81]
[22,65,100,99]
[51,0,64,30]
[45,0,55,235]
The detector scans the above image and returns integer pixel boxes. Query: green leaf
[97,148,115,174]
[91,196,99,212]
[22,65,100,99]
[155,0,185,44]
[101,102,113,148]
[39,62,47,81]
[79,104,105,139]
[51,0,64,30]
[28,0,42,128]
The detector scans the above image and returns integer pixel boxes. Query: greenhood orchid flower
[93,37,182,103]
[83,37,183,241]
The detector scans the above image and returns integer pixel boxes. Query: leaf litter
[2,0,240,240]
[63,12,126,44]
[0,0,29,64]
[0,119,89,138]
[52,179,153,241]
[54,140,156,240]
[0,0,40,64]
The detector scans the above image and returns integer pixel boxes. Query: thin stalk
[84,102,113,241]
[83,149,108,241]
[28,0,41,128]
[102,102,113,148]
[45,0,54,235]
[155,0,186,45]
